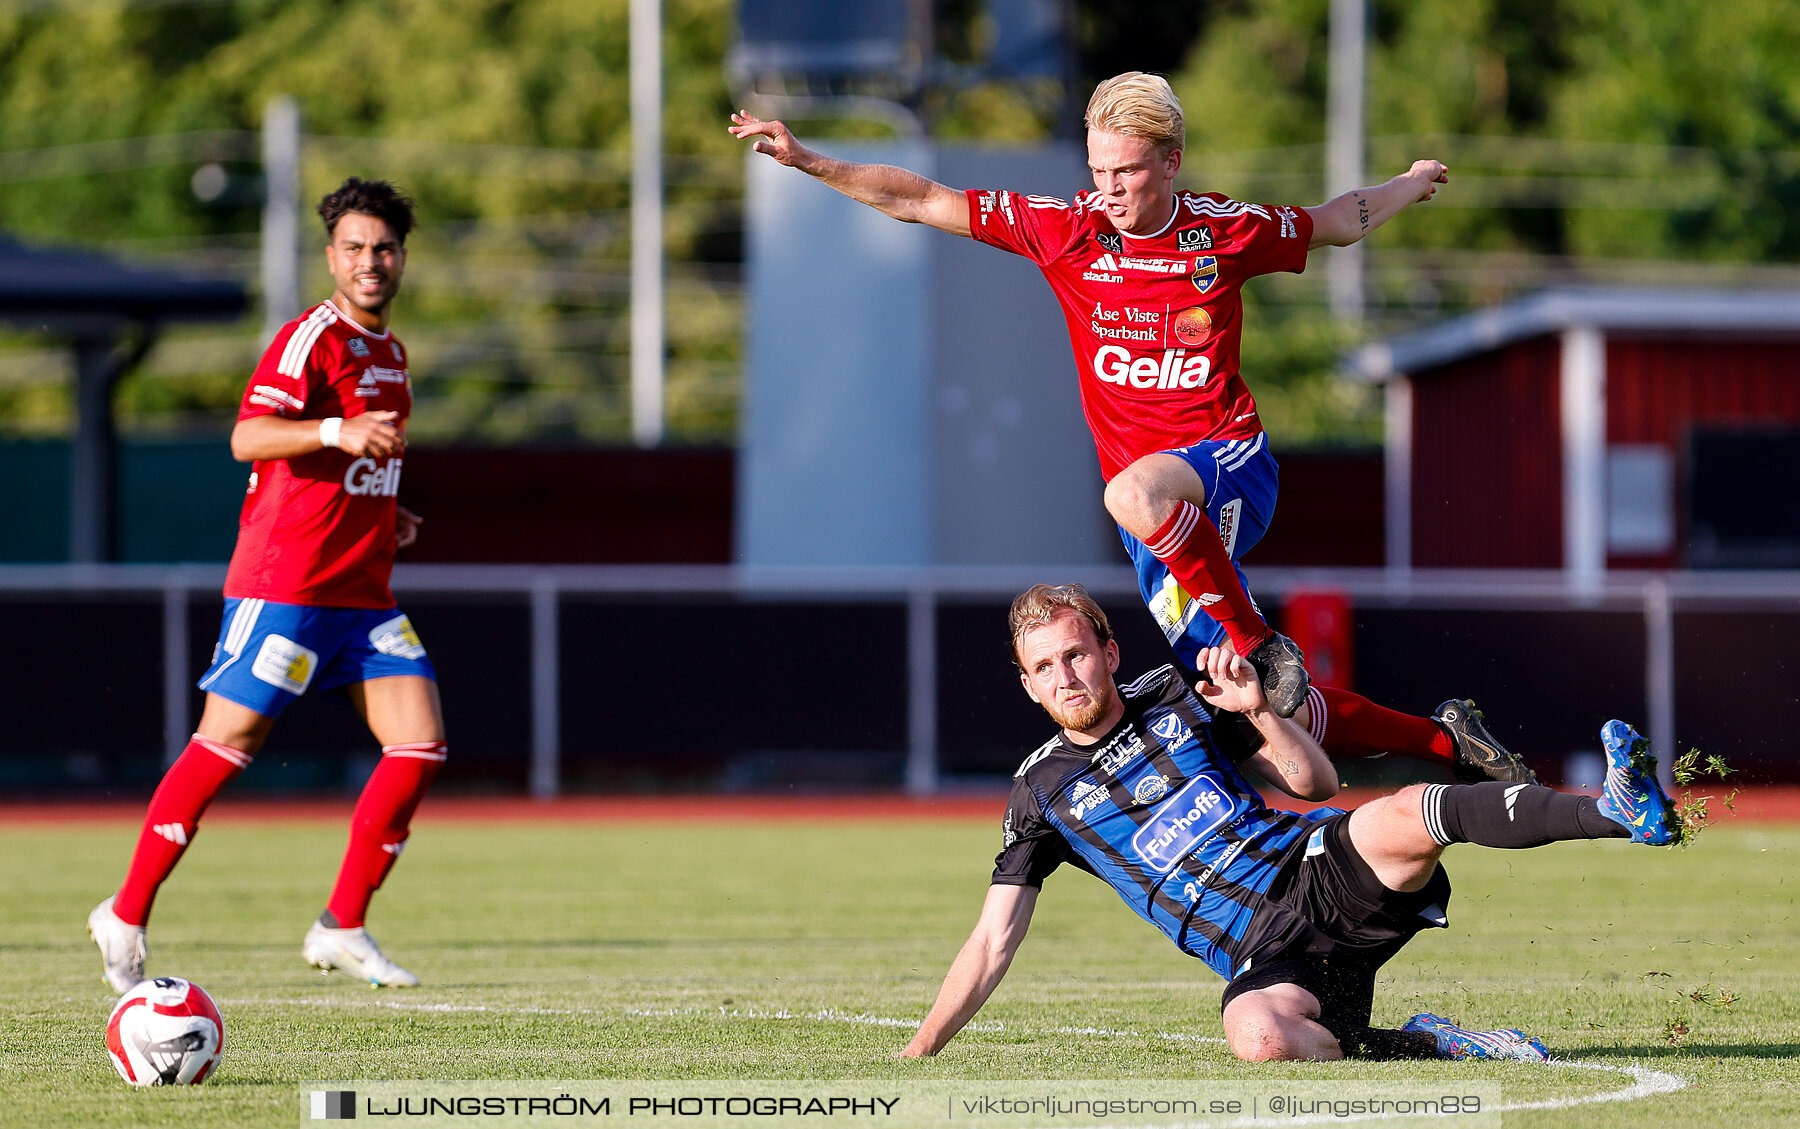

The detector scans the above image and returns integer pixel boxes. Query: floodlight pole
[631,0,666,446]
[1326,0,1366,322]
[261,96,302,342]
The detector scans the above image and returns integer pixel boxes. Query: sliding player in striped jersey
[731,75,1532,785]
[89,178,444,992]
[899,585,1678,1063]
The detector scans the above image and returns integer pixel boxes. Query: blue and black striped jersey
[992,664,1344,981]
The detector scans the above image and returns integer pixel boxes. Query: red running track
[4,787,1798,825]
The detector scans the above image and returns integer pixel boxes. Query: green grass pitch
[2,813,1796,1127]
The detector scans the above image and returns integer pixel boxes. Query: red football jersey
[223,300,412,609]
[966,187,1312,481]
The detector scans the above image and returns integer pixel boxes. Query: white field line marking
[235,997,1687,1120]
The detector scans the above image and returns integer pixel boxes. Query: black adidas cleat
[1433,699,1537,784]
[1245,631,1310,719]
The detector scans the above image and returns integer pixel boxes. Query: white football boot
[87,896,148,994]
[301,920,420,987]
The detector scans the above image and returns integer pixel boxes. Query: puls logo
[1097,732,1147,774]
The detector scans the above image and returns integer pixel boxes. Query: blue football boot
[1402,1013,1550,1062]
[1595,720,1681,845]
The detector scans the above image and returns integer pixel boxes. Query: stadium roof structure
[0,235,246,327]
[1348,285,1800,381]
[0,233,249,562]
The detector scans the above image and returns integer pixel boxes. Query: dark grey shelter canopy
[0,235,248,561]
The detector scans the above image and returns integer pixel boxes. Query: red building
[1353,287,1800,574]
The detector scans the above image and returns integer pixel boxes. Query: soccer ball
[105,977,224,1086]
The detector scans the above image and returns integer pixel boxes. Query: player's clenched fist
[1407,160,1449,203]
[338,410,405,458]
[728,111,814,169]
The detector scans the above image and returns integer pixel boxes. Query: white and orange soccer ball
[105,977,224,1086]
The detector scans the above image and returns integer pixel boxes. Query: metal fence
[4,563,1797,794]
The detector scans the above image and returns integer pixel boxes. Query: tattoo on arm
[1356,195,1370,231]
[1282,758,1300,776]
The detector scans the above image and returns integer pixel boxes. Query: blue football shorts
[1117,434,1280,668]
[196,598,437,717]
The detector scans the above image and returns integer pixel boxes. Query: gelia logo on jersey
[1092,345,1213,390]
[1131,773,1235,873]
[343,457,403,497]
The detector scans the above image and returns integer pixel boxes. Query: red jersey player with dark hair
[89,177,444,992]
[730,73,1535,787]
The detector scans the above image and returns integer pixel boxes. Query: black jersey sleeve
[991,771,1070,887]
[1208,707,1267,762]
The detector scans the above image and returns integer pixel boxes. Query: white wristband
[318,417,344,450]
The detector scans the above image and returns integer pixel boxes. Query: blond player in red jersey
[731,73,1533,786]
[89,178,444,992]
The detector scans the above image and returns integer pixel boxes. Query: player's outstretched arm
[898,883,1037,1058]
[728,111,971,237]
[1306,160,1449,249]
[1195,647,1337,801]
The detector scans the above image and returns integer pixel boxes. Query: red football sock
[1307,685,1454,766]
[1143,501,1271,655]
[113,735,252,926]
[324,742,445,929]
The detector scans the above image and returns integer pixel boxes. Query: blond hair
[1008,584,1114,668]
[1085,72,1185,155]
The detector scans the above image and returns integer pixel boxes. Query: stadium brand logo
[1133,773,1170,804]
[343,457,404,497]
[1092,345,1213,390]
[1097,732,1147,773]
[1149,712,1193,749]
[1067,778,1110,822]
[1178,225,1213,251]
[1132,773,1233,873]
